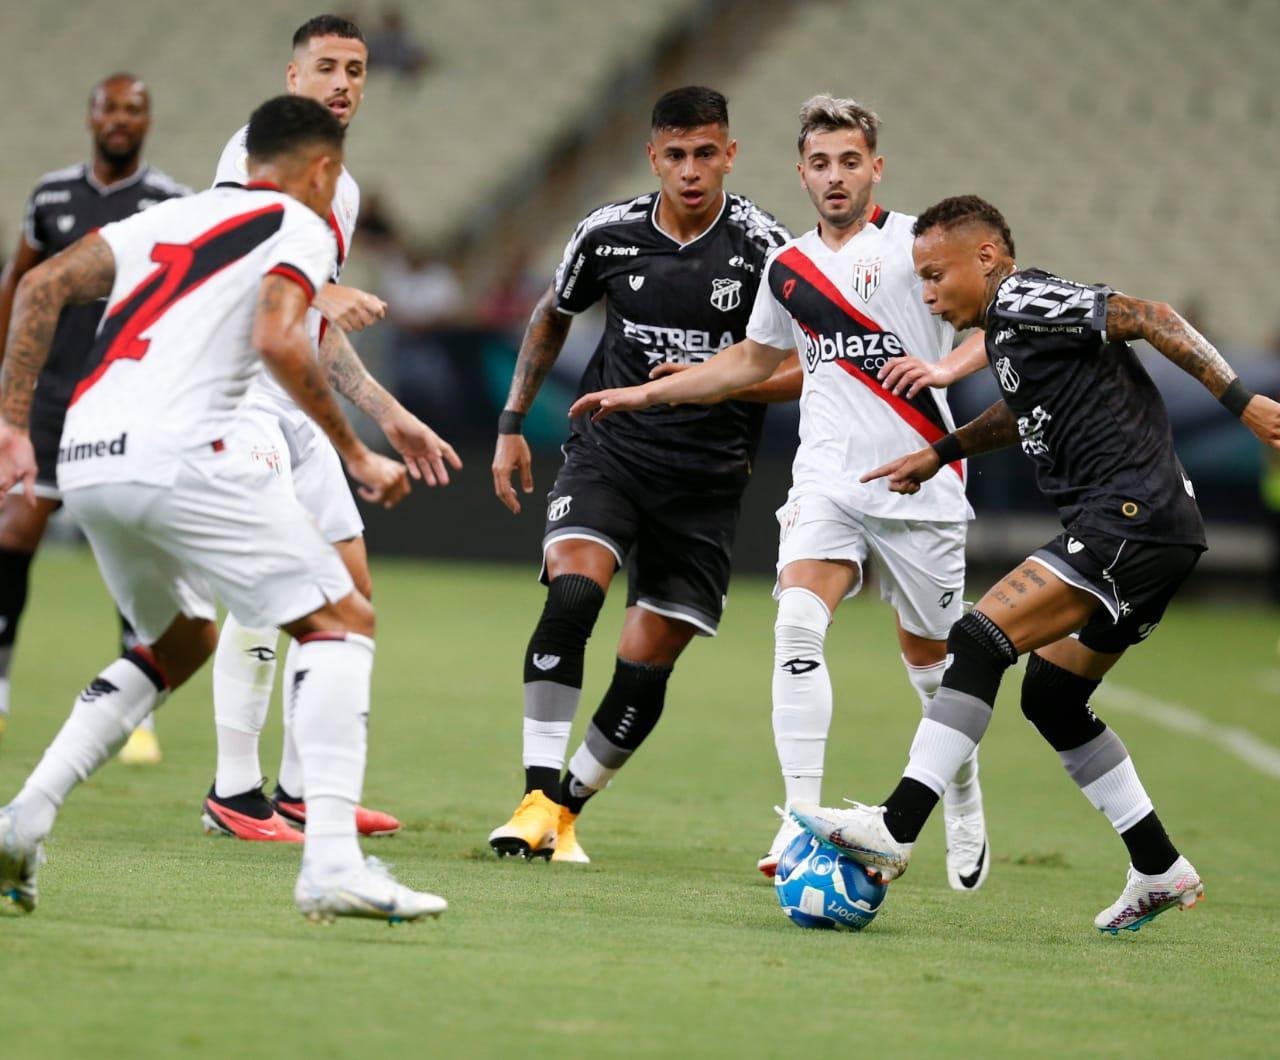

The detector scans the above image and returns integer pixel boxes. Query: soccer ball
[774,831,888,931]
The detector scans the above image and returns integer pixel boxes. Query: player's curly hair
[292,14,364,49]
[797,95,879,154]
[913,195,1016,257]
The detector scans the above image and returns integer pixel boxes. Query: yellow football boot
[550,806,590,864]
[488,790,558,859]
[118,726,162,766]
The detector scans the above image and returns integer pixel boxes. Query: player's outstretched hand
[878,356,949,398]
[0,424,37,503]
[492,433,534,514]
[383,408,462,486]
[859,446,941,495]
[313,283,387,333]
[1242,394,1280,450]
[569,386,652,424]
[346,447,411,509]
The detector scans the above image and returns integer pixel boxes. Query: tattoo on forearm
[1106,295,1235,398]
[507,286,570,413]
[954,400,1019,458]
[297,353,360,454]
[320,325,393,421]
[1,234,114,427]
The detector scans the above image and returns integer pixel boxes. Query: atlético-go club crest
[851,259,881,302]
[710,277,742,311]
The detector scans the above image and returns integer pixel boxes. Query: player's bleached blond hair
[797,95,880,155]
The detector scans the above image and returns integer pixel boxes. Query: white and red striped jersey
[213,125,358,427]
[56,186,335,491]
[747,207,972,522]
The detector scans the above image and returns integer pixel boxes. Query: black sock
[882,777,940,844]
[524,766,562,799]
[1120,811,1179,875]
[559,770,596,815]
[0,547,35,671]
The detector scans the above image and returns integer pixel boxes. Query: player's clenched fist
[1242,394,1280,450]
[492,433,533,514]
[346,447,410,508]
[313,282,387,333]
[569,385,654,424]
[860,446,941,495]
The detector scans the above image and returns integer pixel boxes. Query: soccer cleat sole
[1098,883,1204,935]
[489,836,553,860]
[301,907,444,927]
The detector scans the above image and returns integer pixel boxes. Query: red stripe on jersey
[327,209,345,266]
[298,631,349,644]
[267,262,316,301]
[780,246,963,481]
[71,204,285,406]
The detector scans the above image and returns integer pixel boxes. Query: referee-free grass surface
[2,546,1278,1058]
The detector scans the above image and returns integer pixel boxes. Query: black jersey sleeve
[991,269,1111,355]
[552,215,605,315]
[21,187,47,252]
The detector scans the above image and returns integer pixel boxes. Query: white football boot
[1094,856,1203,935]
[0,804,44,914]
[757,806,804,878]
[295,855,447,925]
[790,800,912,881]
[944,803,990,891]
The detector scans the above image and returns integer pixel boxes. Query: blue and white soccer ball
[774,831,888,931]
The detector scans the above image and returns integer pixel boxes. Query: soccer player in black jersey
[0,74,188,751]
[792,195,1280,933]
[488,87,796,860]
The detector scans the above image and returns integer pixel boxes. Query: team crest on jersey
[250,445,283,475]
[851,259,881,302]
[995,356,1021,393]
[56,214,75,233]
[628,274,644,291]
[548,495,572,521]
[710,277,742,311]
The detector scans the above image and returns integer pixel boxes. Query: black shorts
[540,439,747,635]
[1029,528,1202,653]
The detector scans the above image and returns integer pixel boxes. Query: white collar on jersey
[649,190,727,250]
[83,162,151,196]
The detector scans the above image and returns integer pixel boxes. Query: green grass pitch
[2,546,1278,1057]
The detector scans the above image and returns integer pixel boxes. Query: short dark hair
[246,95,345,163]
[651,86,728,132]
[292,14,365,49]
[913,195,1016,257]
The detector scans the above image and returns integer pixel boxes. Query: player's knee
[524,574,606,684]
[1020,651,1105,752]
[940,610,1018,702]
[774,586,830,657]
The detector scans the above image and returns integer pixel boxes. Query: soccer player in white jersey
[571,96,994,889]
[0,95,445,923]
[197,15,459,843]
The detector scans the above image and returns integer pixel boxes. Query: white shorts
[64,446,355,645]
[774,490,967,640]
[233,408,364,544]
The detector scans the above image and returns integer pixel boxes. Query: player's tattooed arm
[319,323,394,421]
[505,284,571,414]
[953,398,1019,457]
[0,236,46,365]
[1105,294,1235,396]
[0,233,115,428]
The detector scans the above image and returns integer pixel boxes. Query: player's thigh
[0,492,59,551]
[775,492,868,611]
[540,441,640,591]
[972,561,1100,654]
[165,448,356,637]
[333,535,372,600]
[62,483,219,652]
[1034,636,1125,681]
[617,605,698,667]
[862,516,966,646]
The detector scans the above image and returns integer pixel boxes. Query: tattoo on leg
[1021,565,1047,588]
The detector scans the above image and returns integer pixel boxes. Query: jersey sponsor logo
[620,316,735,365]
[1017,404,1052,456]
[560,252,588,299]
[56,214,75,233]
[710,277,742,311]
[71,204,287,405]
[779,657,821,675]
[728,254,756,273]
[531,653,561,672]
[34,189,72,206]
[851,259,881,302]
[799,326,906,375]
[995,355,1021,393]
[547,495,572,521]
[596,244,639,257]
[628,274,644,291]
[57,432,128,465]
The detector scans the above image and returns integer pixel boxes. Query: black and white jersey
[21,163,191,414]
[984,268,1206,547]
[554,191,790,481]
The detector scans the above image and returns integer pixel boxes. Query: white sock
[1081,757,1154,834]
[903,655,981,813]
[522,718,573,772]
[133,712,155,733]
[15,654,166,843]
[565,740,614,792]
[277,637,305,798]
[772,587,833,806]
[213,616,278,798]
[292,634,373,880]
[902,717,979,797]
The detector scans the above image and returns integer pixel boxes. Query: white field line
[1096,683,1280,780]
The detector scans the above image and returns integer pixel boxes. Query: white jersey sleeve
[263,218,337,302]
[213,126,251,189]
[746,254,797,350]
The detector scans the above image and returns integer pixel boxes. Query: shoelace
[840,799,884,813]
